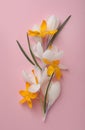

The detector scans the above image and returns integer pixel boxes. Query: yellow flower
[28,20,57,38]
[19,82,38,108]
[43,59,62,80]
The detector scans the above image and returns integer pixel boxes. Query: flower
[32,42,67,80]
[22,67,49,93]
[28,15,59,42]
[19,82,38,108]
[19,67,48,108]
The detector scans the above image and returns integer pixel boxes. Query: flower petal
[19,98,26,104]
[29,84,41,93]
[28,30,40,36]
[31,42,43,59]
[22,70,32,83]
[40,20,47,32]
[43,49,55,61]
[27,99,32,108]
[47,15,59,30]
[47,81,61,109]
[47,66,55,76]
[32,24,40,31]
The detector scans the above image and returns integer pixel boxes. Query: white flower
[22,67,49,93]
[32,42,67,71]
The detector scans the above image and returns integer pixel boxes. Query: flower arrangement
[17,15,71,121]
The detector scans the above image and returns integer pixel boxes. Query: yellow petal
[30,93,38,99]
[19,98,26,104]
[28,30,40,36]
[27,99,32,108]
[19,90,28,96]
[48,30,58,35]
[40,20,47,33]
[55,67,62,80]
[47,66,55,76]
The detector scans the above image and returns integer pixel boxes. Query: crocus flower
[28,15,59,43]
[32,42,67,80]
[22,67,49,93]
[19,67,49,108]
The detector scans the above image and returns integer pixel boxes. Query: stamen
[32,69,38,84]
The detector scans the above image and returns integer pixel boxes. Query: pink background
[0,0,85,130]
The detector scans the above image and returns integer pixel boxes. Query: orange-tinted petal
[40,20,47,32]
[47,65,55,76]
[28,30,40,36]
[55,67,62,80]
[19,98,26,104]
[27,99,32,108]
[19,90,28,97]
[30,93,38,99]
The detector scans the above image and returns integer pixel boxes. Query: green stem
[47,15,71,48]
[27,34,42,71]
[44,73,54,113]
[16,40,35,65]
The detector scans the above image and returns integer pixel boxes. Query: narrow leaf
[16,40,35,65]
[44,73,54,113]
[27,34,42,70]
[47,15,71,48]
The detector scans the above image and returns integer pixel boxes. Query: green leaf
[27,34,42,70]
[47,15,71,48]
[44,73,54,113]
[16,40,35,65]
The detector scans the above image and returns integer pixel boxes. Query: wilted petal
[29,84,40,93]
[47,15,59,30]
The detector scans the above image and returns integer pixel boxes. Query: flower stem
[27,34,42,71]
[44,73,54,113]
[16,40,35,65]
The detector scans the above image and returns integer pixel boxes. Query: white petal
[34,66,42,82]
[29,84,40,93]
[47,15,59,30]
[22,70,32,83]
[54,50,64,60]
[40,67,49,84]
[32,42,43,59]
[33,36,42,43]
[58,64,68,70]
[43,49,54,61]
[36,42,43,59]
[32,24,40,31]
[32,25,42,43]
[47,81,61,109]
